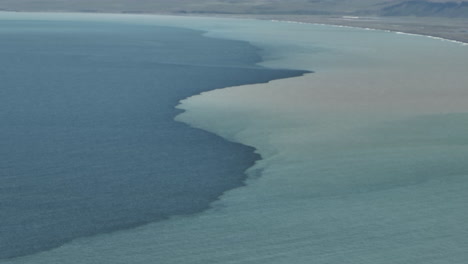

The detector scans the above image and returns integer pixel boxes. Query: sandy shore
[181,13,468,44]
[1,10,467,44]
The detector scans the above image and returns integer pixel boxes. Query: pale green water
[2,13,468,264]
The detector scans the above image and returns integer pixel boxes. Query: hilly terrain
[381,0,468,17]
[0,0,467,17]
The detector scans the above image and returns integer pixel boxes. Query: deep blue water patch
[0,19,308,259]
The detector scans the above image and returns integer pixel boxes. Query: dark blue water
[0,20,307,259]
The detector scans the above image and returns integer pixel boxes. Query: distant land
[0,0,467,42]
[0,0,467,17]
[381,0,468,17]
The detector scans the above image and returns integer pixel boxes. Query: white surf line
[267,18,468,47]
[2,10,466,46]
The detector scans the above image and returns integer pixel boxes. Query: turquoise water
[0,18,306,259]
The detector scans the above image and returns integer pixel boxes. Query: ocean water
[0,17,306,259]
[2,13,468,264]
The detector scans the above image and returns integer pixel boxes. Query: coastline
[2,12,468,263]
[1,11,467,45]
[224,14,468,45]
[170,16,468,263]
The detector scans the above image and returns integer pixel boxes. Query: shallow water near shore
[2,13,468,264]
[0,15,306,259]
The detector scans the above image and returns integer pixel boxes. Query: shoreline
[2,13,468,264]
[151,16,468,263]
[1,11,467,45]
[232,14,468,45]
